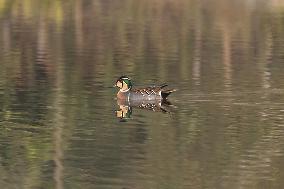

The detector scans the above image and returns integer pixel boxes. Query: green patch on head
[122,78,132,89]
[117,76,133,89]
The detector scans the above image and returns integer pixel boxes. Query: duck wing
[132,84,176,99]
[132,86,162,95]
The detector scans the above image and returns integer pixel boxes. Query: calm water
[1,0,284,189]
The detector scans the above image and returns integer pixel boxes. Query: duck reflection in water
[114,76,176,120]
[115,98,174,120]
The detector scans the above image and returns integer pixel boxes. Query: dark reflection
[116,98,173,120]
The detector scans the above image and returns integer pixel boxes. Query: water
[1,0,284,188]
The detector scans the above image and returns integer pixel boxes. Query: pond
[0,0,284,188]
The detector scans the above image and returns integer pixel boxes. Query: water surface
[1,0,284,189]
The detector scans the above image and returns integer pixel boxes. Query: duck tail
[160,84,168,88]
[161,89,177,99]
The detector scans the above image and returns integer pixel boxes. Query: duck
[114,76,176,101]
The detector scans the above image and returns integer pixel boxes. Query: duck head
[115,76,133,92]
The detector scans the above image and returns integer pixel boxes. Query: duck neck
[119,88,130,93]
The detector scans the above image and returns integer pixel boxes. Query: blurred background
[0,0,284,188]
